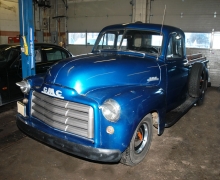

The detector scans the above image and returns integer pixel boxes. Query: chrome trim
[183,59,190,66]
[31,91,94,138]
[88,107,94,138]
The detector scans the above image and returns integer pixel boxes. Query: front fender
[86,85,166,151]
[25,73,45,87]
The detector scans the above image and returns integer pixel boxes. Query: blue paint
[18,0,35,78]
[17,23,207,162]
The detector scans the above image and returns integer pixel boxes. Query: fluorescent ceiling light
[3,0,17,2]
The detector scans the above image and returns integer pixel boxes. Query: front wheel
[120,114,153,166]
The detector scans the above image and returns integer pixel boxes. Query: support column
[19,0,35,78]
[132,0,147,23]
[146,0,152,23]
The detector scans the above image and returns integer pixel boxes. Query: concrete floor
[0,87,220,180]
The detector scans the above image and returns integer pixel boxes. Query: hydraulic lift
[18,0,35,78]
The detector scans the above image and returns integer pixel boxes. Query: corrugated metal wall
[149,0,219,32]
[67,0,132,54]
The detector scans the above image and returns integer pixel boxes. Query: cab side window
[167,33,183,59]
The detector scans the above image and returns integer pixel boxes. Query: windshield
[0,46,19,63]
[94,29,163,55]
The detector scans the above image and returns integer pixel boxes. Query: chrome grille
[31,91,94,138]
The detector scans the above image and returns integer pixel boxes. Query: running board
[165,97,198,128]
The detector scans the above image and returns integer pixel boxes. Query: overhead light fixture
[181,12,183,18]
[214,12,217,18]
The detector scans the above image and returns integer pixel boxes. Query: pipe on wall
[146,0,151,23]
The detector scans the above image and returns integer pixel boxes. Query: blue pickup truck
[16,23,209,166]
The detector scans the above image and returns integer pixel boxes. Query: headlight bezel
[100,99,121,122]
[16,80,31,94]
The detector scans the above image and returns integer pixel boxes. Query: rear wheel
[120,114,153,166]
[188,63,207,105]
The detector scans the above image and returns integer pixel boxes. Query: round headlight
[101,99,121,122]
[16,80,31,94]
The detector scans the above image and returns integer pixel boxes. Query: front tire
[120,114,153,166]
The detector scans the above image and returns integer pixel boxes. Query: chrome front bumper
[16,115,122,163]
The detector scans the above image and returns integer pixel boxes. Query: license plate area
[17,101,26,117]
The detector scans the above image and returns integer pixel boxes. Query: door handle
[183,59,191,67]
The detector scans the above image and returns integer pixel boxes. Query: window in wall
[68,32,99,45]
[185,33,211,48]
[212,33,220,49]
[68,33,86,45]
[87,33,99,45]
[152,35,163,46]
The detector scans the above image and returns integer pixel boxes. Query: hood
[44,52,161,94]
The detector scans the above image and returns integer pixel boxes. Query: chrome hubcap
[134,123,148,153]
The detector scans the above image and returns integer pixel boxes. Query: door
[8,51,23,101]
[166,32,189,112]
[0,67,9,105]
[0,46,22,104]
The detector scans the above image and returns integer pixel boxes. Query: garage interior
[0,0,220,179]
